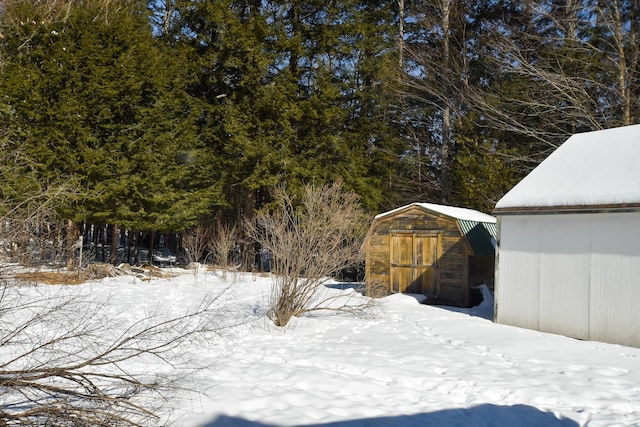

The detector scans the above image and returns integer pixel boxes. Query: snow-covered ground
[11,267,640,426]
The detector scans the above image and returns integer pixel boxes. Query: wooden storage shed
[365,203,496,307]
[494,124,640,348]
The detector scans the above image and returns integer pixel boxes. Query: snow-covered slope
[13,268,640,426]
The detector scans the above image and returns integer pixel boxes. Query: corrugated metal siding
[589,212,640,347]
[457,220,497,257]
[496,211,640,348]
[495,215,542,331]
[537,216,590,340]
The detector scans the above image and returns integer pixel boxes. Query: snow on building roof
[495,124,640,212]
[375,202,496,223]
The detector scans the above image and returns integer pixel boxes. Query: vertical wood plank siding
[366,205,495,307]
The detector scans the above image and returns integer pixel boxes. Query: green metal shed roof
[457,220,497,257]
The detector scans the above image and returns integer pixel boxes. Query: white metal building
[494,124,640,347]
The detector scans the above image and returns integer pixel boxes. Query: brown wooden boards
[390,232,440,294]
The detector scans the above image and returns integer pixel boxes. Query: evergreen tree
[165,0,280,226]
[0,0,226,267]
[168,0,404,217]
[0,0,223,252]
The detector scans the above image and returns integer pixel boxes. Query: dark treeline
[0,0,638,266]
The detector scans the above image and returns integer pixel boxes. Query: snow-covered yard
[9,267,640,426]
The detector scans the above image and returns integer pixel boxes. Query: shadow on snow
[324,282,365,292]
[323,282,495,321]
[199,403,577,427]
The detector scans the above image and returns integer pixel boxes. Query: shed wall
[365,207,471,306]
[496,212,640,347]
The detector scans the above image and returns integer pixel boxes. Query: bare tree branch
[0,278,228,426]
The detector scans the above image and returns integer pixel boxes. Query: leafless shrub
[246,180,373,327]
[0,189,72,267]
[0,272,226,426]
[0,137,75,267]
[181,221,213,265]
[208,221,240,280]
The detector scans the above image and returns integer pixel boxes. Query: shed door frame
[389,231,441,295]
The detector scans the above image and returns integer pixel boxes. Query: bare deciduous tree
[470,1,640,150]
[402,0,472,203]
[246,181,372,327]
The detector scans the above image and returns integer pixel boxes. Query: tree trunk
[99,226,106,262]
[608,2,632,125]
[242,187,256,271]
[398,0,404,69]
[65,219,79,271]
[134,231,141,265]
[126,229,132,264]
[56,221,64,264]
[109,224,119,264]
[439,0,452,204]
[147,231,155,264]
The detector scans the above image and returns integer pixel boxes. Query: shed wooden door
[390,233,439,294]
